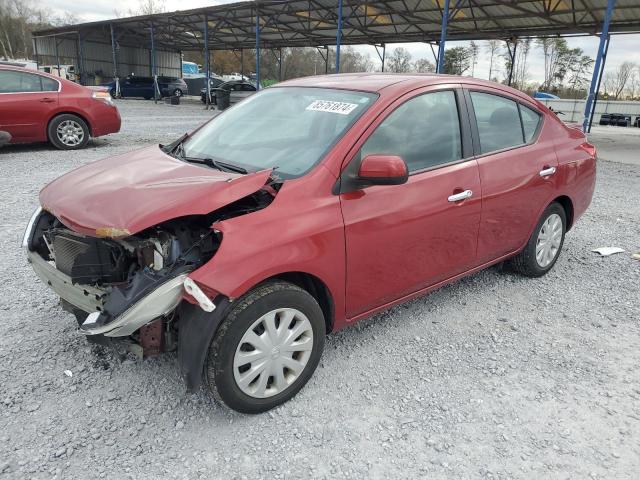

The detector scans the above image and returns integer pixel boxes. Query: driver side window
[360,90,462,173]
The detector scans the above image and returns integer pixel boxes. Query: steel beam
[436,0,450,73]
[54,37,61,77]
[204,15,211,107]
[33,36,39,69]
[335,0,343,73]
[150,23,159,103]
[255,8,260,90]
[77,32,84,85]
[110,24,120,97]
[507,39,517,86]
[583,0,616,132]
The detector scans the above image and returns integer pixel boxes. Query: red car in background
[0,66,120,149]
[23,74,596,413]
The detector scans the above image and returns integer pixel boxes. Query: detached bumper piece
[81,271,189,337]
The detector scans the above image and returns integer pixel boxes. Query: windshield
[182,87,377,179]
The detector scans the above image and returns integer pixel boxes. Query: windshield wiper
[182,156,248,174]
[161,132,189,153]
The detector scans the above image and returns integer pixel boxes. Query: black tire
[47,114,90,150]
[509,202,566,277]
[173,89,183,97]
[205,281,325,414]
[144,96,152,100]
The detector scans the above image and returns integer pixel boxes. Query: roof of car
[277,73,530,101]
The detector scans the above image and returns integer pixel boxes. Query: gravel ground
[1,100,639,479]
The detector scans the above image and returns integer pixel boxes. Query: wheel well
[47,112,92,138]
[553,195,574,230]
[269,272,335,333]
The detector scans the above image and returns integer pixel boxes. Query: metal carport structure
[33,0,640,129]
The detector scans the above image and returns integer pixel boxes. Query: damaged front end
[23,182,276,357]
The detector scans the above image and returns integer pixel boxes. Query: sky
[42,0,640,84]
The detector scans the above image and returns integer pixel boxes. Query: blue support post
[255,9,260,90]
[335,0,343,73]
[436,0,450,73]
[583,0,616,132]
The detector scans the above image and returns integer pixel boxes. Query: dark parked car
[103,76,188,99]
[599,113,610,126]
[0,66,121,149]
[199,77,225,103]
[200,80,256,105]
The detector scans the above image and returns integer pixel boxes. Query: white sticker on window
[306,100,358,115]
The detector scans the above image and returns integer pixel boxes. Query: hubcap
[233,308,313,399]
[536,213,563,268]
[56,120,84,146]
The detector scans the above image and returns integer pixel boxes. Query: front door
[340,87,482,318]
[0,70,59,142]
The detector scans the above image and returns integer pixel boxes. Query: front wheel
[48,114,90,150]
[173,89,183,97]
[205,281,325,414]
[509,202,566,277]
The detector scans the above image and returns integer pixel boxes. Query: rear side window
[360,90,462,173]
[470,92,524,154]
[520,105,542,142]
[0,70,47,93]
[41,77,59,92]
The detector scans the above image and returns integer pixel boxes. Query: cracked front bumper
[27,249,187,337]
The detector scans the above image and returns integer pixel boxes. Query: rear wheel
[48,114,89,150]
[509,202,566,277]
[205,281,325,414]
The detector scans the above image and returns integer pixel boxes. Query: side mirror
[358,154,408,186]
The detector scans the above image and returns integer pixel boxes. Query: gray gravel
[1,100,639,479]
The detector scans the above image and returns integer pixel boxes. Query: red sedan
[0,66,120,149]
[23,74,596,413]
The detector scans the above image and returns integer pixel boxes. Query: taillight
[579,142,597,159]
[92,91,113,104]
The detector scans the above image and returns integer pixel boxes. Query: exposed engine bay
[25,185,277,357]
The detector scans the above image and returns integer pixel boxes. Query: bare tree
[625,68,640,100]
[469,40,479,77]
[412,58,435,73]
[486,40,500,81]
[130,0,166,16]
[609,61,636,100]
[385,47,412,73]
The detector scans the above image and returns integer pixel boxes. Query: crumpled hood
[40,145,271,238]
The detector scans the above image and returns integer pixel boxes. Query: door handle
[39,98,55,103]
[539,166,556,177]
[448,190,473,202]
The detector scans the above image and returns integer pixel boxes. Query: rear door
[340,86,481,318]
[0,70,59,142]
[464,87,558,263]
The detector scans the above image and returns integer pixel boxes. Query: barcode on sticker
[306,100,358,115]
